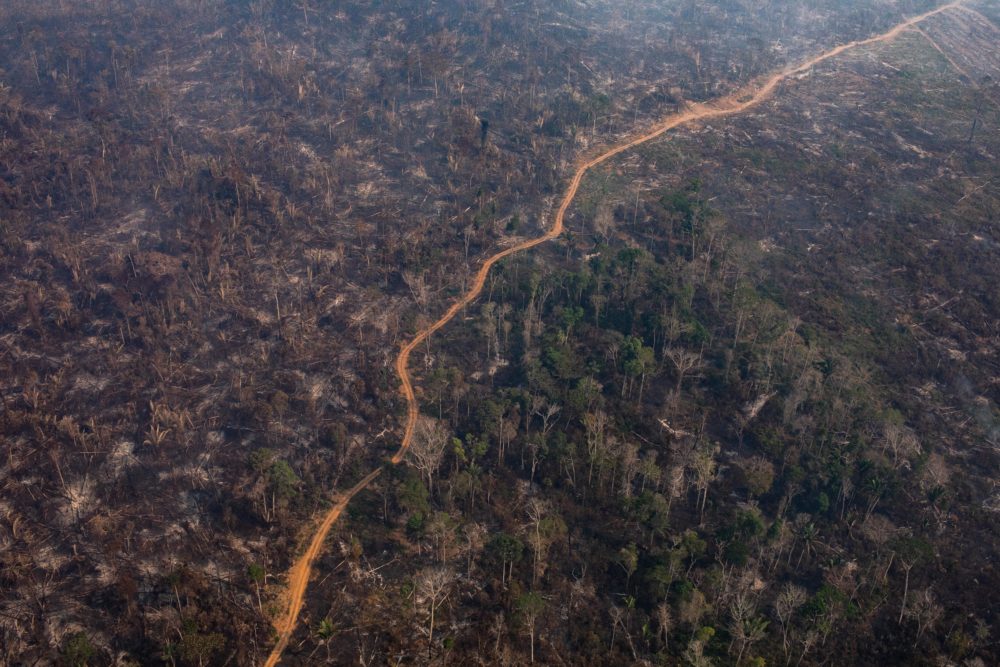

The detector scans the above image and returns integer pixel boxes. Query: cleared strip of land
[263,2,965,664]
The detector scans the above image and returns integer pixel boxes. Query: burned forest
[1,1,999,666]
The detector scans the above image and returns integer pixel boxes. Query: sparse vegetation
[1,0,998,665]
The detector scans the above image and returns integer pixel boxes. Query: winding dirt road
[262,3,963,664]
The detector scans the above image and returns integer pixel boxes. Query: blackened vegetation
[0,0,997,664]
[288,12,999,667]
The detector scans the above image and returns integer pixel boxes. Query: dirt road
[263,3,962,664]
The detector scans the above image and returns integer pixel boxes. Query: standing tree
[488,533,525,588]
[655,602,673,650]
[689,443,719,524]
[741,456,775,500]
[583,410,609,488]
[881,420,921,470]
[903,589,943,647]
[729,593,768,665]
[407,416,450,495]
[617,543,639,591]
[416,567,455,658]
[664,464,687,520]
[682,625,715,667]
[517,591,546,664]
[426,511,458,564]
[524,498,566,584]
[268,459,300,519]
[461,522,487,577]
[774,582,807,660]
[664,346,704,404]
[622,335,656,402]
[247,563,265,613]
[894,536,932,625]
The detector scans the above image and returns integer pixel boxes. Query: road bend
[263,2,963,663]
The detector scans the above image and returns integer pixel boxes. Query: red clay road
[263,3,963,663]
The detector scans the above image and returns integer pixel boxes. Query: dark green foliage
[179,626,225,666]
[247,563,265,584]
[489,533,525,567]
[516,591,545,619]
[269,460,300,499]
[397,473,431,532]
[60,633,95,667]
